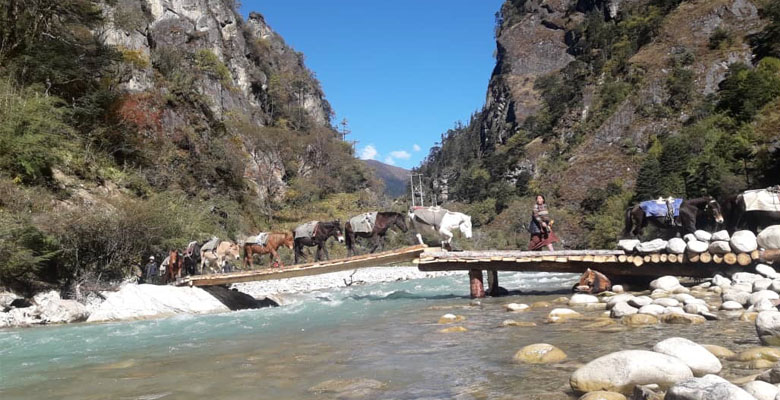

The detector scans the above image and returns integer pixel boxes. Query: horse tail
[622,207,633,237]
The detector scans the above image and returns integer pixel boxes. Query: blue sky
[240,1,503,169]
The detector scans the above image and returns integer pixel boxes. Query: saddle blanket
[245,232,269,246]
[350,212,378,234]
[294,221,319,239]
[743,187,780,212]
[640,198,682,218]
[201,237,220,253]
[411,206,449,228]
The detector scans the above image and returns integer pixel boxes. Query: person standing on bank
[528,195,559,251]
[144,256,158,284]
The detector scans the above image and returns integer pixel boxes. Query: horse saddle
[201,237,220,253]
[245,232,269,246]
[349,212,378,234]
[294,221,319,239]
[742,188,780,212]
[640,198,682,218]
[411,206,449,229]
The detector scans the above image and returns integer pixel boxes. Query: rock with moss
[513,343,568,364]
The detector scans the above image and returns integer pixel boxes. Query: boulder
[569,350,693,394]
[651,289,670,299]
[684,303,710,315]
[751,290,780,305]
[755,279,775,292]
[694,230,713,242]
[32,290,88,324]
[723,292,750,307]
[531,301,552,308]
[570,294,600,306]
[732,230,759,253]
[743,380,779,400]
[578,391,627,400]
[652,337,722,376]
[771,280,780,293]
[547,308,582,323]
[754,298,778,312]
[87,284,230,322]
[687,240,709,254]
[665,374,756,400]
[758,264,779,279]
[702,344,736,360]
[438,314,465,324]
[637,239,668,254]
[653,298,680,307]
[606,294,635,310]
[505,303,530,312]
[610,302,638,318]
[667,238,687,254]
[501,319,536,327]
[757,225,780,250]
[618,239,640,252]
[675,293,696,303]
[711,230,730,241]
[734,272,764,284]
[708,241,731,255]
[683,298,707,306]
[650,276,681,291]
[629,296,653,308]
[684,233,697,242]
[660,313,706,324]
[638,304,666,316]
[621,314,659,326]
[612,285,625,294]
[0,292,20,309]
[712,274,732,287]
[735,346,780,362]
[757,311,780,346]
[513,343,568,364]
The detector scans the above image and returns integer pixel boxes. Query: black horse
[294,221,344,264]
[183,241,201,276]
[624,196,724,238]
[722,192,780,233]
[345,212,408,257]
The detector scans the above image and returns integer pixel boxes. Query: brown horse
[573,268,612,294]
[623,196,724,238]
[345,212,408,257]
[294,221,344,264]
[243,232,294,269]
[164,250,183,283]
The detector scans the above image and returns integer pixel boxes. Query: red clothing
[528,230,559,250]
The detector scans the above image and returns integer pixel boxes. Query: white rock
[637,239,668,254]
[756,279,775,292]
[711,230,730,241]
[672,286,691,294]
[684,298,707,306]
[694,230,713,242]
[732,230,759,253]
[743,380,779,400]
[32,290,88,324]
[570,350,693,394]
[684,303,710,315]
[505,303,530,312]
[0,306,39,328]
[639,304,666,316]
[756,311,780,346]
[684,233,697,242]
[665,306,686,315]
[611,302,638,318]
[758,264,779,279]
[751,290,780,305]
[674,294,696,303]
[667,238,687,254]
[771,280,780,293]
[607,294,635,310]
[612,285,625,294]
[735,282,756,293]
[720,301,744,311]
[653,337,722,376]
[654,298,681,307]
[687,240,709,254]
[754,298,778,312]
[665,374,756,400]
[629,296,653,308]
[712,274,732,287]
[547,308,581,323]
[651,276,681,291]
[0,292,20,309]
[570,294,600,306]
[723,290,751,306]
[733,272,763,284]
[758,225,780,250]
[87,284,230,322]
[708,241,731,254]
[618,239,640,252]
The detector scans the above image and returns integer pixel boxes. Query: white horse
[200,241,241,274]
[409,208,472,250]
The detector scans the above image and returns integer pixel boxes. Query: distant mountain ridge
[363,160,410,198]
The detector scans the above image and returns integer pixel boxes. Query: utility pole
[410,174,425,208]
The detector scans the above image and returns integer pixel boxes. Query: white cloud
[384,156,396,165]
[359,145,378,160]
[390,150,411,160]
[412,144,421,152]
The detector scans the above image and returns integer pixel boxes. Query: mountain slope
[363,160,411,198]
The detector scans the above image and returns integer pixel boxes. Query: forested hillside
[417,0,780,250]
[0,0,385,294]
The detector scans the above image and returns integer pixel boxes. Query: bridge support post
[487,270,499,296]
[469,269,485,298]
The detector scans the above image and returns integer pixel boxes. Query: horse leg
[440,229,454,251]
[415,233,424,245]
[368,234,381,254]
[321,242,330,261]
[270,247,280,267]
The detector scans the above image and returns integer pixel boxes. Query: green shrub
[709,27,734,50]
[195,49,232,86]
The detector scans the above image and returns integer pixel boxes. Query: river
[0,271,761,399]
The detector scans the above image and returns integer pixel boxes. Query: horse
[623,196,724,238]
[164,250,183,283]
[345,212,408,257]
[243,232,294,269]
[200,241,241,274]
[293,221,344,264]
[183,241,201,276]
[573,268,612,294]
[409,207,472,250]
[722,191,780,233]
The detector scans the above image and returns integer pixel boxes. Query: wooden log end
[736,252,752,266]
[723,253,737,265]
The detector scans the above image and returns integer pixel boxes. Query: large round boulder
[758,225,780,250]
[610,302,638,318]
[652,337,722,376]
[731,230,758,253]
[653,298,680,307]
[708,241,731,255]
[570,294,600,306]
[606,294,635,310]
[712,274,732,287]
[756,311,780,346]
[757,264,778,279]
[750,290,780,306]
[711,230,730,242]
[695,230,713,242]
[665,374,756,400]
[547,308,582,323]
[721,300,745,311]
[638,304,666,316]
[742,380,778,400]
[754,279,774,292]
[578,391,627,400]
[513,343,567,364]
[628,296,653,308]
[569,350,693,394]
[667,238,687,254]
[687,240,709,254]
[650,276,681,291]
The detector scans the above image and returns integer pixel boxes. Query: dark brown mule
[294,221,344,264]
[345,212,408,257]
[243,232,294,269]
[573,268,612,294]
[623,196,724,238]
[722,193,780,233]
[164,250,183,284]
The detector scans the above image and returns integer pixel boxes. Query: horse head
[394,212,409,232]
[705,197,725,225]
[330,220,345,243]
[577,268,596,288]
[228,242,241,260]
[284,232,294,249]
[459,214,473,239]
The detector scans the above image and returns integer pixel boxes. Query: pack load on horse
[200,239,240,274]
[243,232,294,269]
[293,220,344,264]
[345,211,408,257]
[624,196,723,238]
[573,268,612,294]
[183,241,201,276]
[409,206,472,250]
[724,186,780,233]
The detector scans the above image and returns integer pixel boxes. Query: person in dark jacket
[528,195,559,251]
[144,256,158,284]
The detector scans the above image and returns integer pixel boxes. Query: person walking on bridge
[528,195,559,251]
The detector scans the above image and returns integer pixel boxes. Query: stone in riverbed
[733,272,763,284]
[653,298,680,307]
[740,311,759,322]
[753,298,778,312]
[712,274,732,287]
[683,303,710,316]
[569,350,693,394]
[547,308,582,323]
[660,313,706,324]
[607,294,635,309]
[723,291,750,307]
[757,264,779,279]
[757,225,780,250]
[308,378,385,398]
[757,311,780,345]
[32,290,89,324]
[629,296,653,308]
[650,276,681,291]
[702,344,736,360]
[570,294,600,306]
[757,364,780,384]
[742,380,779,400]
[611,285,625,294]
[578,391,627,400]
[638,304,666,316]
[751,291,780,305]
[735,346,780,362]
[732,230,758,253]
[531,301,552,309]
[749,359,777,369]
[755,279,775,292]
[87,284,230,322]
[652,337,722,376]
[513,343,567,364]
[610,302,637,318]
[438,314,465,324]
[505,303,530,312]
[621,314,658,326]
[439,326,468,333]
[664,374,755,400]
[501,319,536,327]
